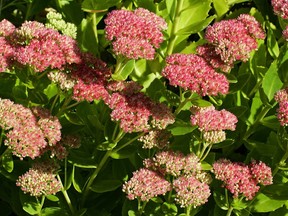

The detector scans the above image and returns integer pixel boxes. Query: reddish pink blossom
[16,161,61,197]
[0,37,14,72]
[271,0,288,19]
[250,160,273,185]
[122,168,171,201]
[162,53,229,96]
[196,44,233,73]
[72,53,111,102]
[12,21,81,72]
[190,105,238,132]
[104,8,166,60]
[213,159,273,200]
[205,15,265,64]
[173,175,211,208]
[0,19,16,36]
[274,87,288,126]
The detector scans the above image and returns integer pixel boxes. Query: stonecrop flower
[205,14,265,64]
[190,105,237,143]
[0,19,16,36]
[162,53,229,96]
[47,70,76,91]
[138,129,171,149]
[0,37,14,72]
[11,21,81,72]
[104,8,167,60]
[271,0,288,19]
[173,175,211,208]
[16,161,61,197]
[212,159,273,200]
[274,87,288,126]
[106,81,174,133]
[144,151,202,177]
[122,168,171,201]
[71,53,111,102]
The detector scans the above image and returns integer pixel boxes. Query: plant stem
[81,150,112,206]
[57,175,75,215]
[185,205,192,216]
[113,132,145,153]
[24,0,33,20]
[138,201,147,216]
[226,206,234,216]
[174,97,190,115]
[166,0,184,55]
[200,144,212,161]
[273,149,288,176]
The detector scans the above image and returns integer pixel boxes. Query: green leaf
[176,15,216,35]
[90,180,122,193]
[68,151,97,168]
[213,190,229,210]
[112,60,135,81]
[262,183,288,200]
[44,83,58,100]
[41,207,69,216]
[161,202,178,215]
[167,119,197,135]
[201,161,212,170]
[1,149,13,173]
[262,61,283,101]
[128,210,137,216]
[82,0,121,12]
[267,22,279,59]
[251,193,286,213]
[110,146,136,159]
[232,198,248,210]
[213,0,229,17]
[97,141,117,151]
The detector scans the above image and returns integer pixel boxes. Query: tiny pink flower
[271,0,288,19]
[0,37,14,72]
[250,160,273,185]
[0,19,16,36]
[274,87,288,126]
[122,168,171,201]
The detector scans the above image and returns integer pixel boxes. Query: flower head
[173,175,211,208]
[0,37,14,72]
[205,14,265,64]
[122,168,171,201]
[104,8,166,59]
[138,129,171,149]
[0,19,16,36]
[162,53,229,96]
[250,160,273,185]
[274,87,288,126]
[16,161,61,197]
[271,0,288,19]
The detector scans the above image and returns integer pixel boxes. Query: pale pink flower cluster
[274,87,288,126]
[138,129,171,149]
[0,99,62,159]
[104,8,167,60]
[47,70,76,91]
[212,159,273,200]
[190,105,238,143]
[122,168,171,201]
[106,81,174,133]
[71,53,111,102]
[123,151,211,207]
[205,14,265,65]
[271,0,288,19]
[173,175,211,208]
[162,53,229,96]
[0,19,16,36]
[16,161,61,197]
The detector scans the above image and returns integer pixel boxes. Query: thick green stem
[185,205,192,216]
[226,206,234,216]
[57,175,75,215]
[200,144,212,161]
[24,0,33,20]
[81,150,112,206]
[166,0,184,55]
[113,132,145,153]
[138,201,147,216]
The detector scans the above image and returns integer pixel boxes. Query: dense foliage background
[0,0,287,215]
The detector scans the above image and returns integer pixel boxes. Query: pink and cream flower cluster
[190,105,238,144]
[274,87,288,126]
[123,151,211,208]
[212,159,273,200]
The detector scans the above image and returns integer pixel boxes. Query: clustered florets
[271,0,288,19]
[104,8,167,60]
[190,105,238,144]
[162,53,229,96]
[274,87,288,126]
[123,151,211,208]
[212,159,273,200]
[16,161,61,197]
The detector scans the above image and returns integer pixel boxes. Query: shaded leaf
[90,180,122,193]
[251,193,286,213]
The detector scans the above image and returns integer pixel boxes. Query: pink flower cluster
[212,159,273,200]
[162,53,229,96]
[271,0,288,19]
[123,151,211,207]
[190,105,238,143]
[138,129,171,149]
[71,53,112,102]
[204,14,265,65]
[0,99,62,159]
[274,87,288,126]
[122,168,171,201]
[16,161,61,197]
[104,8,167,60]
[106,81,175,133]
[0,19,82,73]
